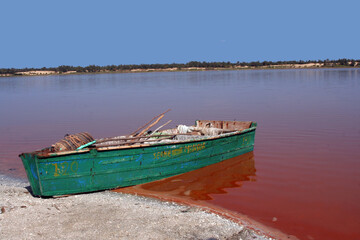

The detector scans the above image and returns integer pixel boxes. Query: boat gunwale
[25,126,256,159]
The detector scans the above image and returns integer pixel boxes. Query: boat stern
[19,153,42,196]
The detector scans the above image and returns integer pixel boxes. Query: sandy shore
[0,175,269,240]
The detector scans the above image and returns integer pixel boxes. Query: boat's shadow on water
[114,151,256,201]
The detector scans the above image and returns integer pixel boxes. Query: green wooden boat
[20,120,257,197]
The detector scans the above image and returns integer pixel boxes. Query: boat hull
[20,127,256,197]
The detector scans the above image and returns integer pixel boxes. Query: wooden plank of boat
[19,120,257,197]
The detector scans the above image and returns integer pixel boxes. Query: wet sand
[0,175,270,240]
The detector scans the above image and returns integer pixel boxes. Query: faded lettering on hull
[153,143,206,160]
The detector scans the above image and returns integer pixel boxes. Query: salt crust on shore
[0,175,269,240]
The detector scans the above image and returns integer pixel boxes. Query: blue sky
[1,0,359,68]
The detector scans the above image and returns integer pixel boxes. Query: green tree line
[0,59,359,75]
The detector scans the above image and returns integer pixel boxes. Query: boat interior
[25,120,254,157]
[53,120,253,152]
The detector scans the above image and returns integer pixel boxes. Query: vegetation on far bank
[1,59,359,77]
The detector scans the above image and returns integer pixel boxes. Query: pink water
[1,69,360,239]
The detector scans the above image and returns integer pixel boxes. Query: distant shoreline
[1,59,359,77]
[1,65,359,78]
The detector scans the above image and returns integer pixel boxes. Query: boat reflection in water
[114,151,256,202]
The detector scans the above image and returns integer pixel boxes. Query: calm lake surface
[1,69,359,239]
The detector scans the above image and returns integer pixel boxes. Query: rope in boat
[52,132,94,151]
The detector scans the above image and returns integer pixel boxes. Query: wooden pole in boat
[137,114,164,137]
[149,120,172,136]
[95,134,176,144]
[129,109,171,136]
[96,137,174,148]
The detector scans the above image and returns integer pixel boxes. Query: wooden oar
[95,132,197,146]
[96,134,174,144]
[137,114,164,137]
[127,114,166,145]
[96,137,174,148]
[150,120,172,136]
[129,109,171,136]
